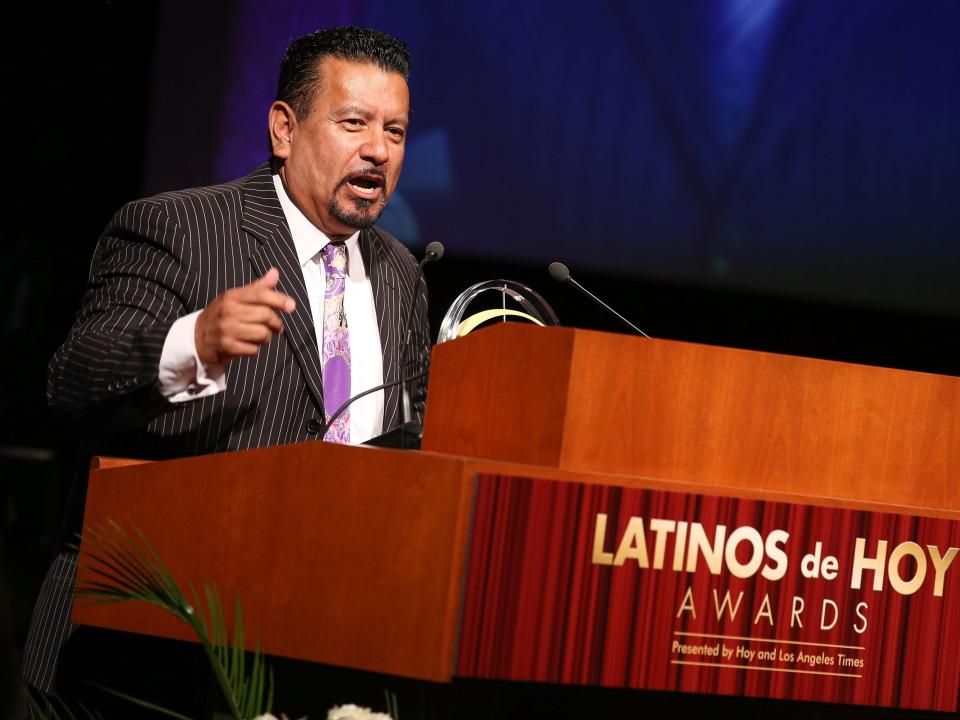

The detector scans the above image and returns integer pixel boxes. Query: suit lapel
[360,228,404,431]
[240,163,326,414]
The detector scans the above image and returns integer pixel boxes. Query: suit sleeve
[47,199,197,430]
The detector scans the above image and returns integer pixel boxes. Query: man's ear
[268,101,296,159]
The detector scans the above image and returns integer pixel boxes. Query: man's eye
[342,119,365,129]
[386,127,405,140]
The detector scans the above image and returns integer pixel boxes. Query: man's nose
[360,130,389,165]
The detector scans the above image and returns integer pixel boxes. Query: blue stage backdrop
[144,1,960,316]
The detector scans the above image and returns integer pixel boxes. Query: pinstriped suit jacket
[49,160,429,455]
[21,161,429,694]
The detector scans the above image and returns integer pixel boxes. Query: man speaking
[21,25,430,709]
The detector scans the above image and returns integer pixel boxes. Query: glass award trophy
[437,279,560,344]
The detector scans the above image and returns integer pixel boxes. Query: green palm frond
[86,682,195,720]
[72,521,274,720]
[384,690,400,720]
[22,684,104,720]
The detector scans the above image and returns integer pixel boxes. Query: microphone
[548,261,651,338]
[402,242,445,357]
[424,240,445,262]
[320,243,443,450]
[398,241,445,438]
[320,368,430,447]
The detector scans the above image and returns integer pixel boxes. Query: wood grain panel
[421,324,960,512]
[89,456,154,470]
[421,323,574,466]
[74,442,476,682]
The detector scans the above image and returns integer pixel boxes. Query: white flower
[249,715,279,720]
[327,704,394,720]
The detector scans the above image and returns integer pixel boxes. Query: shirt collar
[272,172,360,267]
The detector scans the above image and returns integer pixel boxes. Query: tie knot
[322,242,348,277]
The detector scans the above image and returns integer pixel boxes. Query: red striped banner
[456,474,960,712]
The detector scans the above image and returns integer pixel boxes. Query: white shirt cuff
[159,311,226,402]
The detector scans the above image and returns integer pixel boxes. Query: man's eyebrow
[333,104,409,126]
[334,104,374,118]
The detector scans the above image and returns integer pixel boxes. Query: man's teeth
[349,181,378,193]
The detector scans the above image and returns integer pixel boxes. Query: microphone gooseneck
[319,243,444,448]
[548,261,651,338]
[320,368,430,440]
[399,242,446,431]
[401,242,445,362]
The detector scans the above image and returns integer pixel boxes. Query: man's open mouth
[346,172,385,197]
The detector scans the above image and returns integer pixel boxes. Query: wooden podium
[422,324,960,512]
[74,325,960,712]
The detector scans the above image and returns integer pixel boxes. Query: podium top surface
[422,324,960,512]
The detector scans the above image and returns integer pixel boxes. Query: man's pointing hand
[194,267,296,366]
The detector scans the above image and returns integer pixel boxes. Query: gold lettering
[725,525,764,579]
[686,523,726,574]
[853,601,868,634]
[851,538,887,591]
[613,516,649,567]
[753,593,774,626]
[790,595,804,628]
[649,518,675,570]
[591,513,614,565]
[676,585,696,619]
[712,588,743,621]
[927,545,959,598]
[887,541,926,595]
[820,598,838,630]
[672,521,688,571]
[762,529,790,581]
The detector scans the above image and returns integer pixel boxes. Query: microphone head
[548,261,571,282]
[424,241,445,260]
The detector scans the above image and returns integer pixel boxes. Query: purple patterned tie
[321,242,350,443]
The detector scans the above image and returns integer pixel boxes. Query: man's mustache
[339,167,387,188]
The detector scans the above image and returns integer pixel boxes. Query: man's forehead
[308,58,409,123]
[313,57,408,93]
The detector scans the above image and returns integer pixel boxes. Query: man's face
[275,57,409,238]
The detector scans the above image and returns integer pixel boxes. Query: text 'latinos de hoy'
[591,513,958,597]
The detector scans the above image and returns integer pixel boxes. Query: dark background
[2,1,958,714]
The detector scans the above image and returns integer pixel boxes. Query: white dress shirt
[157,173,385,444]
